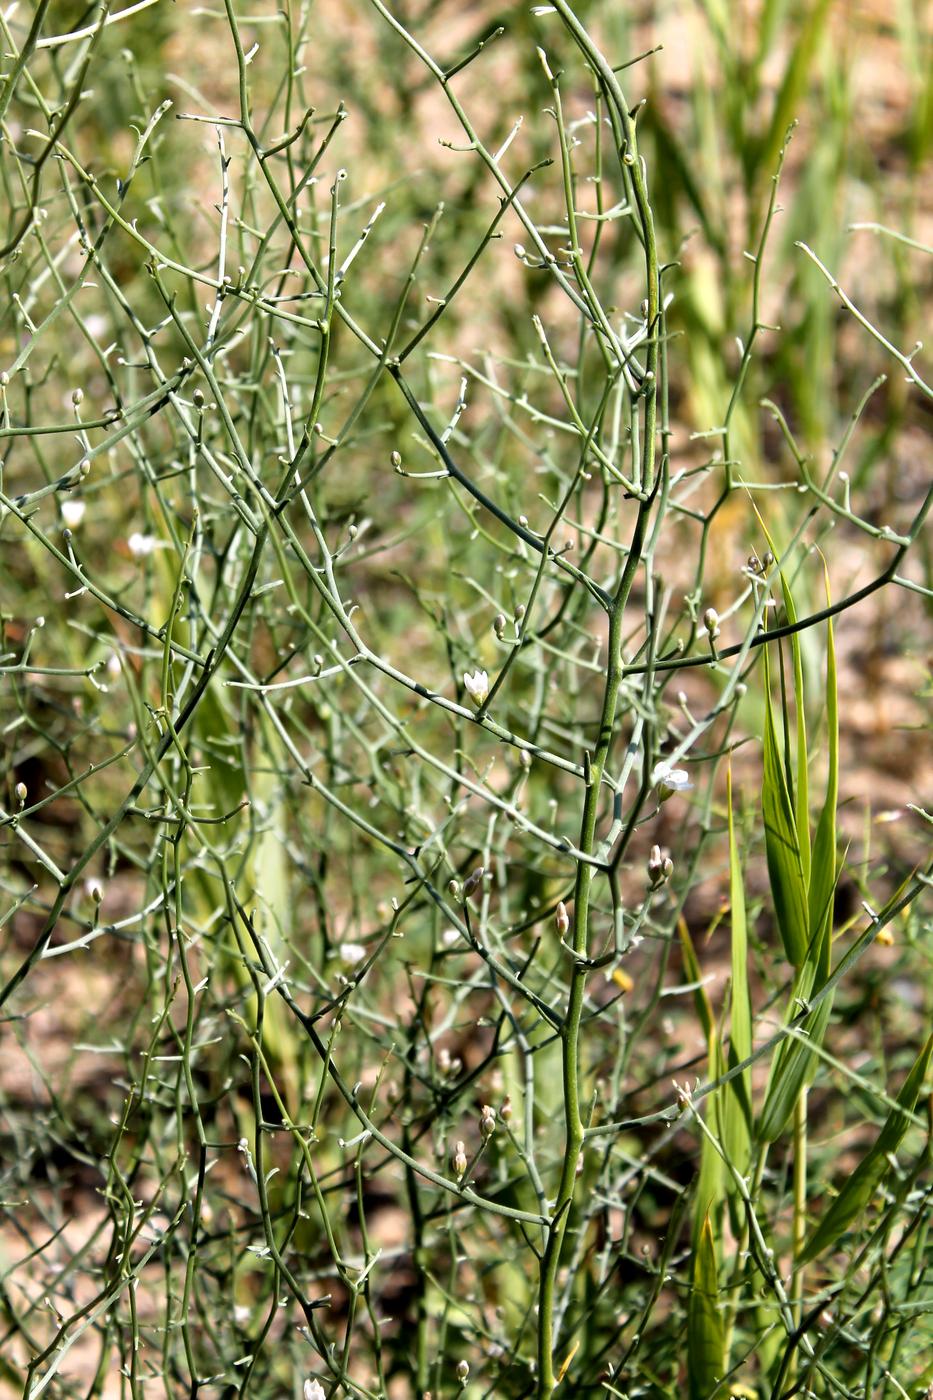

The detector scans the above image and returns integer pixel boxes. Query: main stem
[536,508,649,1395]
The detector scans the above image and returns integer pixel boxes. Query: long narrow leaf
[762,642,809,969]
[683,921,727,1240]
[780,573,810,887]
[723,767,752,1172]
[809,579,838,983]
[758,974,832,1143]
[688,1212,726,1399]
[800,1034,933,1264]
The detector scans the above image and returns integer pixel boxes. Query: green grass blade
[758,976,832,1143]
[723,767,752,1171]
[683,920,727,1236]
[696,1031,727,1244]
[809,585,838,982]
[680,918,715,1045]
[688,1211,726,1400]
[751,0,833,184]
[761,642,809,969]
[800,1033,933,1265]
[780,573,810,888]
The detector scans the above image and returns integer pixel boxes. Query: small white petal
[61,500,86,527]
[652,762,692,794]
[127,531,157,557]
[304,1382,326,1400]
[463,669,489,705]
[338,941,366,965]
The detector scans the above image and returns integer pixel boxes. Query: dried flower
[480,1104,496,1139]
[452,1140,467,1177]
[462,669,489,705]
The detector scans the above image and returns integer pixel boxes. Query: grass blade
[723,767,752,1172]
[800,1033,933,1265]
[761,641,809,969]
[688,1211,726,1399]
[808,575,838,981]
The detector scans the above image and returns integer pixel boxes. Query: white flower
[338,941,366,965]
[442,927,460,947]
[127,531,157,557]
[303,1382,326,1400]
[61,500,86,527]
[652,762,692,800]
[463,669,489,705]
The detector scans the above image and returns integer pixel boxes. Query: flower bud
[462,866,484,899]
[14,781,27,804]
[500,1095,513,1122]
[391,449,402,470]
[647,845,673,888]
[452,1140,467,1177]
[703,608,720,640]
[456,1360,469,1383]
[555,901,570,937]
[493,612,506,639]
[480,1104,496,1139]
